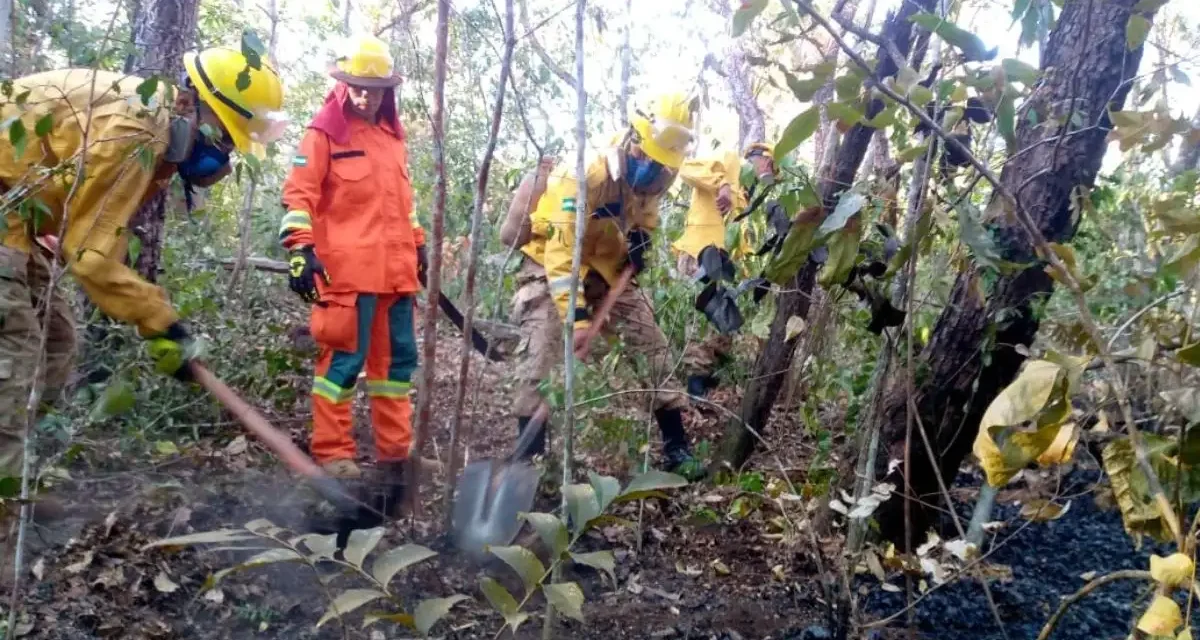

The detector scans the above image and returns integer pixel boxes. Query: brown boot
[321,459,362,479]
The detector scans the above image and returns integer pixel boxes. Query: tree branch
[519,0,578,91]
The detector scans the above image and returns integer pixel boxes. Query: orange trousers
[310,293,417,463]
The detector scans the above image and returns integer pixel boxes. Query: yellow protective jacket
[672,150,749,260]
[521,151,662,328]
[0,69,177,337]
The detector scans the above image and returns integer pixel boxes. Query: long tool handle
[190,363,359,511]
[509,265,637,460]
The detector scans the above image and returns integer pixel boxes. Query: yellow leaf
[973,359,1073,486]
[1137,594,1183,636]
[1103,438,1172,541]
[1150,553,1195,589]
[1019,499,1071,522]
[1035,424,1079,467]
[1179,627,1193,640]
[979,360,1065,430]
[785,316,807,342]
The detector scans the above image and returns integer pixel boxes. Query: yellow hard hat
[743,142,774,162]
[629,91,697,170]
[331,34,402,88]
[184,47,287,157]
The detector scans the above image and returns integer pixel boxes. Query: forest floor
[5,320,1179,639]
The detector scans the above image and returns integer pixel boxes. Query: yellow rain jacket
[0,69,178,337]
[672,150,750,261]
[521,151,663,329]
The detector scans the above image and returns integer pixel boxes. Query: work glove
[696,245,735,284]
[695,281,744,335]
[288,246,328,304]
[417,245,428,282]
[146,322,199,382]
[716,184,734,215]
[627,228,651,275]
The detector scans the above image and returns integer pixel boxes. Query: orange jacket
[280,118,425,294]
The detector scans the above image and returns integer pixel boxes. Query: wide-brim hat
[328,65,403,88]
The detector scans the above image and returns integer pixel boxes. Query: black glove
[627,228,651,275]
[146,322,197,382]
[288,246,328,303]
[417,245,428,282]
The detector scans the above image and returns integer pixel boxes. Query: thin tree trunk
[411,0,449,514]
[1172,104,1200,175]
[716,0,935,470]
[0,0,12,77]
[618,0,631,126]
[126,0,201,281]
[343,0,352,35]
[442,0,515,525]
[872,0,1155,546]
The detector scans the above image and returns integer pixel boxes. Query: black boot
[516,416,546,459]
[687,374,714,399]
[654,408,706,481]
[373,460,409,519]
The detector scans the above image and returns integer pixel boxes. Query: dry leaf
[1138,594,1183,636]
[204,588,225,604]
[865,551,886,581]
[1019,499,1070,521]
[711,559,732,576]
[944,539,979,561]
[31,558,45,581]
[65,551,94,574]
[92,566,125,589]
[881,582,902,593]
[225,436,248,456]
[153,571,180,594]
[674,562,702,577]
[1035,423,1079,467]
[1080,571,1098,581]
[1150,553,1195,589]
[1091,412,1111,434]
[785,316,807,341]
[772,564,787,581]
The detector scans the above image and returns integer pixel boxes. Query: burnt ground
[6,321,1181,640]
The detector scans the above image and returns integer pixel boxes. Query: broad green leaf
[827,102,864,128]
[413,595,470,635]
[731,0,767,37]
[763,219,819,284]
[774,106,820,159]
[1132,0,1169,10]
[142,529,258,549]
[235,69,252,92]
[206,548,302,590]
[134,76,158,105]
[479,576,527,632]
[997,91,1017,153]
[34,113,53,137]
[489,545,546,596]
[316,589,387,628]
[617,469,688,501]
[241,29,267,68]
[818,227,862,288]
[371,544,438,587]
[154,440,179,456]
[909,13,997,62]
[301,533,339,559]
[783,71,824,102]
[589,472,621,512]
[521,512,569,558]
[1001,58,1039,85]
[897,142,930,163]
[957,202,1003,271]
[1164,235,1200,278]
[362,612,415,629]
[544,582,585,622]
[89,379,135,421]
[570,550,616,584]
[1126,15,1151,50]
[909,84,934,107]
[343,527,385,567]
[1177,343,1200,367]
[1011,0,1033,20]
[9,118,27,159]
[565,483,602,533]
[817,192,866,237]
[834,72,863,101]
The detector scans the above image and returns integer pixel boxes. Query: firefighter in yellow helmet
[502,91,706,479]
[674,142,778,397]
[0,48,286,518]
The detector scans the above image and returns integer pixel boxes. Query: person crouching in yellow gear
[0,48,287,524]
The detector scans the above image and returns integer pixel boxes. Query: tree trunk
[871,0,1154,546]
[717,0,934,470]
[618,0,632,127]
[0,0,12,77]
[1172,104,1200,176]
[126,0,200,281]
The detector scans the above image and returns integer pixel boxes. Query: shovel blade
[451,459,540,557]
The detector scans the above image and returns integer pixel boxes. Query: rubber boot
[516,416,546,459]
[372,460,409,520]
[654,408,706,481]
[687,374,716,399]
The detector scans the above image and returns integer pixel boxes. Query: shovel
[189,363,380,538]
[450,265,635,555]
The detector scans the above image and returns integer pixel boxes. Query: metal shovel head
[451,458,540,557]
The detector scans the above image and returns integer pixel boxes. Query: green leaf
[316,589,387,628]
[90,379,135,421]
[9,118,27,159]
[206,548,302,590]
[589,471,621,511]
[1001,58,1039,85]
[616,469,689,502]
[301,533,339,559]
[764,219,820,284]
[570,550,616,584]
[544,582,585,622]
[134,76,158,105]
[898,143,930,163]
[520,512,569,558]
[565,483,601,533]
[241,29,266,69]
[1164,236,1200,278]
[479,576,528,632]
[1178,343,1200,367]
[774,106,820,159]
[909,13,997,62]
[834,72,863,101]
[731,0,768,37]
[909,85,934,108]
[489,545,546,597]
[818,227,862,288]
[817,192,866,237]
[783,71,824,102]
[362,612,415,629]
[34,113,53,137]
[958,202,1003,271]
[235,69,252,92]
[370,544,438,587]
[997,91,1017,153]
[1126,15,1151,50]
[343,527,385,568]
[142,529,258,550]
[154,440,179,456]
[1133,0,1168,10]
[413,595,470,635]
[1011,0,1033,20]
[826,102,864,128]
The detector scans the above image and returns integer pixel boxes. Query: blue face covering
[176,137,230,182]
[625,154,664,192]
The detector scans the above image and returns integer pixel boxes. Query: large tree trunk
[125,0,199,281]
[717,0,934,469]
[872,0,1155,546]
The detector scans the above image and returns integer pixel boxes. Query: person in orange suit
[278,34,425,516]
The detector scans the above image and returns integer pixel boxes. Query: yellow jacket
[0,69,178,337]
[672,151,749,260]
[521,151,662,328]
